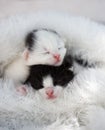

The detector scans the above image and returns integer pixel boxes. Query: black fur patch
[75,57,94,68]
[25,31,36,51]
[25,28,59,51]
[24,55,74,90]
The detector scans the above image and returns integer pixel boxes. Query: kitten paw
[16,85,28,96]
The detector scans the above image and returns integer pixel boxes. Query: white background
[0,0,105,22]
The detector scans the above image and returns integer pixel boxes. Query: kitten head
[23,29,66,66]
[25,55,74,99]
[39,75,63,99]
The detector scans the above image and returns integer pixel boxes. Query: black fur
[75,57,95,68]
[25,31,36,51]
[24,55,74,90]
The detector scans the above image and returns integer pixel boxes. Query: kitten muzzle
[53,54,60,62]
[45,87,56,99]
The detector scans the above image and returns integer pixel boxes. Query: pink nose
[45,87,54,97]
[53,54,60,61]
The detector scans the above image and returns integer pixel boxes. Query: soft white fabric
[0,12,105,130]
[0,69,105,130]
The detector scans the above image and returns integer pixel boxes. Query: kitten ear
[22,49,29,61]
[22,48,38,66]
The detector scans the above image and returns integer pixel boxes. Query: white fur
[84,106,105,130]
[0,68,105,130]
[43,76,54,88]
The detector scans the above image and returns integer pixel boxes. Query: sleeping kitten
[17,55,74,99]
[2,29,66,83]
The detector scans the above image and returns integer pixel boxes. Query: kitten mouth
[54,59,61,65]
[47,95,57,99]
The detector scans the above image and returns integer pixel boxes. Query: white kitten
[1,29,66,83]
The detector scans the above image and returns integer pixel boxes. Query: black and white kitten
[17,55,74,99]
[3,29,66,83]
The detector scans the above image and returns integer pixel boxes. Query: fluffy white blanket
[0,69,105,130]
[1,12,105,130]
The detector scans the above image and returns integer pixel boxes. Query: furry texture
[1,12,105,130]
[0,69,105,130]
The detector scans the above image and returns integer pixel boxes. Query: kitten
[2,29,66,83]
[17,55,74,99]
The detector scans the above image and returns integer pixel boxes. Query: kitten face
[24,55,74,99]
[39,75,63,99]
[24,29,66,66]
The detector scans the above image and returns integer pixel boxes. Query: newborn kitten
[3,29,66,83]
[18,55,74,99]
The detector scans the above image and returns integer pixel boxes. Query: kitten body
[0,29,66,83]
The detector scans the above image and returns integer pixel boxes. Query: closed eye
[43,48,50,54]
[44,51,50,54]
